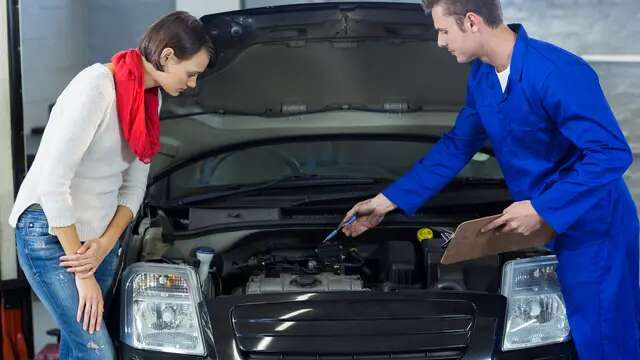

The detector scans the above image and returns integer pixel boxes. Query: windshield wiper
[167,174,391,207]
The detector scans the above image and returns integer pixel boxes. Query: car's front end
[111,2,577,359]
[117,257,575,359]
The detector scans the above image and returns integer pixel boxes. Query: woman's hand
[75,276,104,334]
[60,237,113,278]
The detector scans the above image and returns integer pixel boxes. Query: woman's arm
[53,225,83,255]
[59,205,134,276]
[61,160,150,276]
[101,205,134,249]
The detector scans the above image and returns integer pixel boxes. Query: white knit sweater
[9,64,158,242]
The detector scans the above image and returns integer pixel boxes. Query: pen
[322,215,357,243]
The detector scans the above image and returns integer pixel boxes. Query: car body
[108,2,578,359]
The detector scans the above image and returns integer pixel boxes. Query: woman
[8,11,213,359]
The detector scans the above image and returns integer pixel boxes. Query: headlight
[501,255,571,351]
[121,263,209,355]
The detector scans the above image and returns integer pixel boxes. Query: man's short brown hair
[423,0,503,29]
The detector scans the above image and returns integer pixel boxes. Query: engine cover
[246,272,366,294]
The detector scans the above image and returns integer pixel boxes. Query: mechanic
[340,1,640,359]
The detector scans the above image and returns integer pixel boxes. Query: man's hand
[342,193,397,237]
[481,200,544,236]
[59,237,113,278]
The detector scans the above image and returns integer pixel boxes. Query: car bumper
[119,291,577,360]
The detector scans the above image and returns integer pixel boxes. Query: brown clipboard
[441,215,555,265]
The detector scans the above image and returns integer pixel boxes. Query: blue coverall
[383,24,640,359]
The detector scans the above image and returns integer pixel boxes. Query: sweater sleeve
[118,160,150,217]
[37,70,113,227]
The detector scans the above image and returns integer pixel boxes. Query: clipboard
[441,215,555,265]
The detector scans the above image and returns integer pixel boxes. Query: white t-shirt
[8,64,159,241]
[496,64,510,93]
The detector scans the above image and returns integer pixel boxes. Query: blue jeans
[15,206,120,359]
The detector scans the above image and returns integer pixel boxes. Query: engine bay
[137,222,510,300]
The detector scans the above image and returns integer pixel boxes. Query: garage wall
[87,0,175,64]
[86,0,242,62]
[20,0,90,153]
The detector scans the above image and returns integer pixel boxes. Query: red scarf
[111,49,160,164]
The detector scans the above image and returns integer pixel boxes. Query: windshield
[168,139,502,199]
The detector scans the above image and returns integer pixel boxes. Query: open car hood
[153,2,468,177]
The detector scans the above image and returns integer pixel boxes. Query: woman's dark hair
[138,11,215,70]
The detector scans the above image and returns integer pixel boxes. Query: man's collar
[508,24,527,81]
[481,23,528,80]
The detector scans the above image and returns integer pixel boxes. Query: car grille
[246,350,465,359]
[232,298,474,360]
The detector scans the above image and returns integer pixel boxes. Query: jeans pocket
[16,209,61,255]
[24,224,51,238]
[17,208,51,237]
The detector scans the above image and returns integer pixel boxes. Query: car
[108,2,578,359]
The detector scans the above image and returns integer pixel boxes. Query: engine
[161,226,501,299]
[246,273,365,294]
[245,242,368,294]
[191,236,429,297]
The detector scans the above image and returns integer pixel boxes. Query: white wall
[1,0,17,281]
[20,0,89,148]
[176,0,241,17]
[87,0,175,64]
